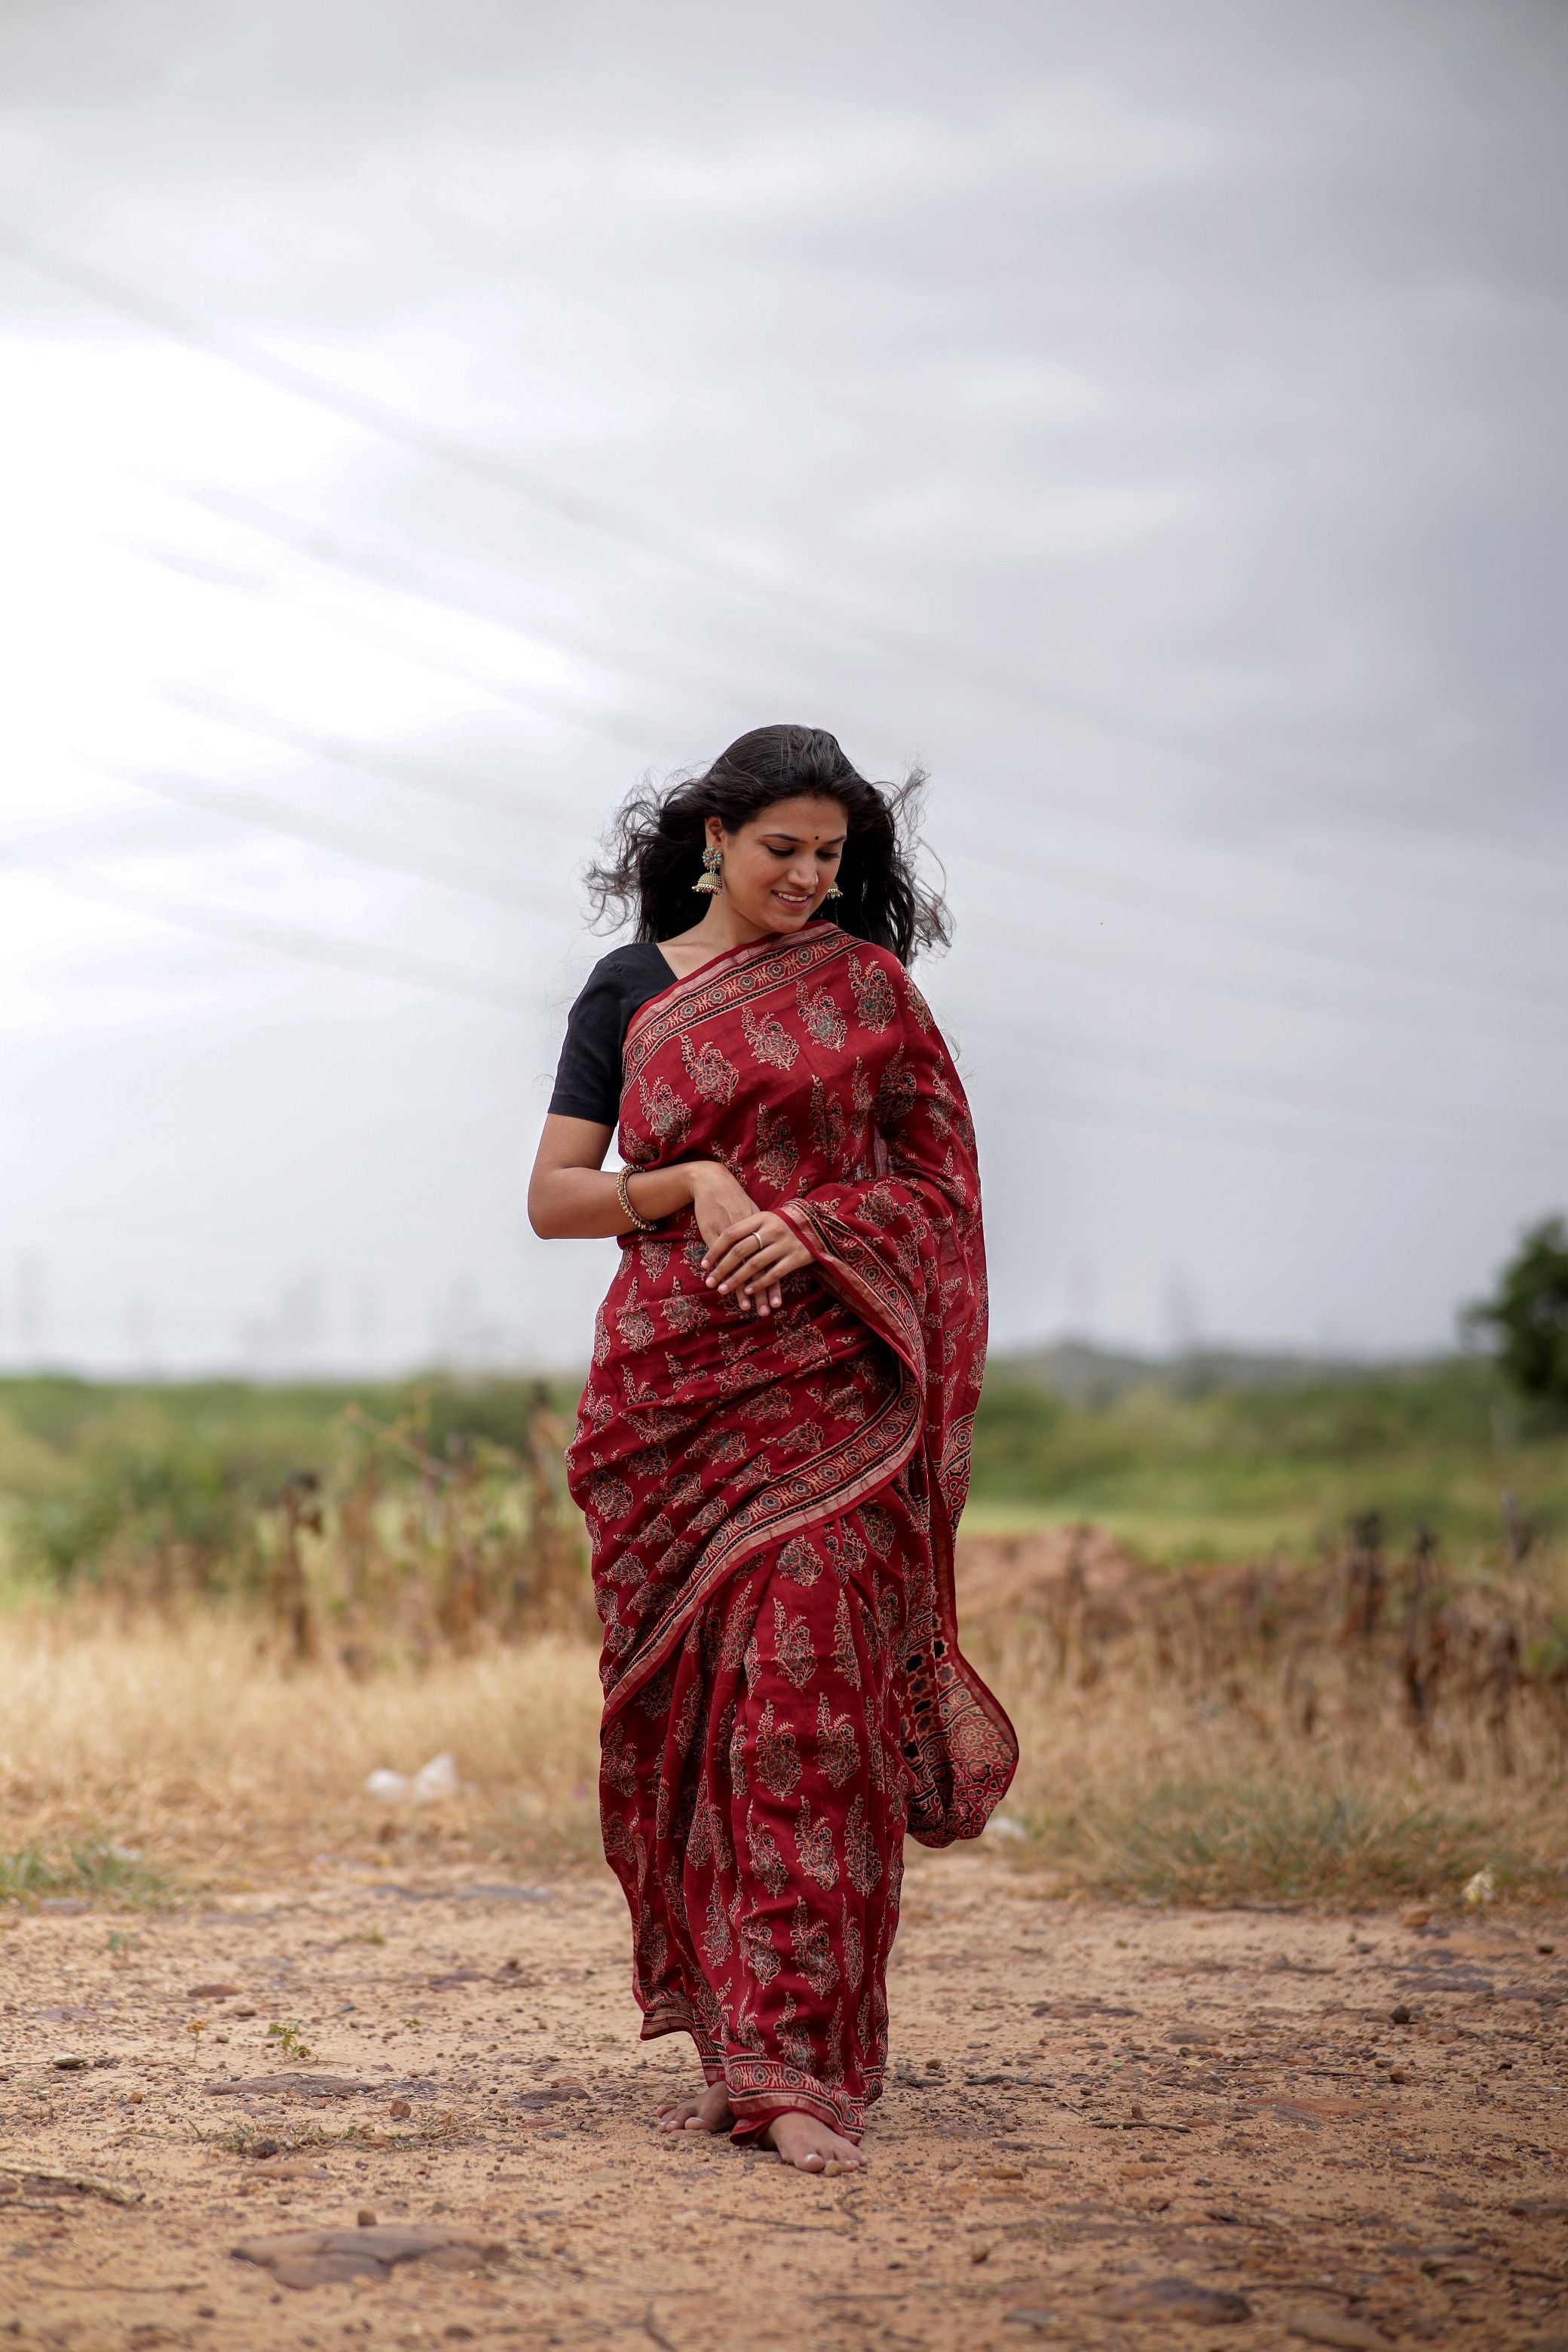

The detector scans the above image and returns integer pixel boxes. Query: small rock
[196,2307,216,2320]
[1004,2314,1058,2333]
[52,2056,89,2072]
[1538,1941,1556,1955]
[1389,2004,1412,2025]
[1401,1905,1431,1928]
[1462,1866,1496,1907]
[1387,2066,1408,2084]
[234,2222,504,2292]
[187,1985,242,2001]
[1097,2279,1251,2325]
[969,2243,991,2264]
[513,2084,587,2112]
[207,2072,369,2099]
[389,2097,412,2121]
[357,2208,377,2228]
[1285,2309,1386,2349]
[250,2139,280,2161]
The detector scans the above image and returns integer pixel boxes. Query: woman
[528,724,1016,2174]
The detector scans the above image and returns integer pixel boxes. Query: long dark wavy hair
[584,724,949,964]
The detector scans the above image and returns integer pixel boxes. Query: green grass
[0,1835,182,1910]
[0,1356,1563,1586]
[1018,1778,1548,1909]
[966,1358,1568,1562]
[0,1371,582,1592]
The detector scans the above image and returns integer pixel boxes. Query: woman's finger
[733,1237,794,1283]
[730,1238,810,1294]
[703,1230,769,1282]
[701,1212,765,1270]
[715,1235,790,1291]
[708,1223,782,1287]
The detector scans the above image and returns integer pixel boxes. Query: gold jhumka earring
[825,880,843,899]
[693,844,723,894]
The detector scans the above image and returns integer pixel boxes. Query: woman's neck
[657,907,804,978]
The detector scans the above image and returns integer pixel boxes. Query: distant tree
[1467,1216,1568,1403]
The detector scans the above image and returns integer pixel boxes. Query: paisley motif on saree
[567,923,1017,2137]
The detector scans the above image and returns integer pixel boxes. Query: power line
[155,500,1568,1025]
[989,1075,1561,1176]
[12,838,1560,1166]
[21,861,537,1009]
[8,218,1564,896]
[958,835,1566,1021]
[970,1002,1568,1156]
[182,484,1568,976]
[178,488,735,749]
[161,686,588,844]
[113,766,574,920]
[0,804,223,865]
[951,865,1566,1052]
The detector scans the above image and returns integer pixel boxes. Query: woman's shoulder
[577,940,671,997]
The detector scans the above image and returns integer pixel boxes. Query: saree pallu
[566,922,1017,2140]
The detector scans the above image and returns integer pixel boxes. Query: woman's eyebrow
[760,830,847,846]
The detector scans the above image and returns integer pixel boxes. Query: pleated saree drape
[566,923,1016,2140]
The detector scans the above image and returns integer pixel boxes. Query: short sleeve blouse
[547,942,676,1126]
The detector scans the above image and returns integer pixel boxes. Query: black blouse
[547,942,677,1125]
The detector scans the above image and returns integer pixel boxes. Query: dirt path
[2,1851,1563,2349]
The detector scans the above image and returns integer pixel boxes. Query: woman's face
[706,795,847,933]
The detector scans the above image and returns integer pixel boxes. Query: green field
[966,1355,1568,1562]
[0,1348,1561,1590]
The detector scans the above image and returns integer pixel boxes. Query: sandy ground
[1,1851,1563,2350]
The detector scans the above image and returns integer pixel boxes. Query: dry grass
[967,1526,1568,1906]
[2,1523,1566,1913]
[0,1605,603,1892]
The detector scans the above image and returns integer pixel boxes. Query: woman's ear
[703,814,726,852]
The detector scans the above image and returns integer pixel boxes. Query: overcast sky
[2,0,1564,1375]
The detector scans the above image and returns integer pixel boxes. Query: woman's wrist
[616,1166,658,1233]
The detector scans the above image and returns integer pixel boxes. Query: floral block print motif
[568,923,1017,2137]
[602,1504,914,2141]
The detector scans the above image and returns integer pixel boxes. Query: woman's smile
[530,724,1005,2178]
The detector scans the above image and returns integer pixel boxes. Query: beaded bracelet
[616,1165,658,1233]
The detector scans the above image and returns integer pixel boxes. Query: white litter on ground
[363,1752,461,1805]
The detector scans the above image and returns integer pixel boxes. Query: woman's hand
[687,1165,786,1315]
[702,1205,814,1317]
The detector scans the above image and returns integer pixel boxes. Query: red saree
[565,922,1017,2142]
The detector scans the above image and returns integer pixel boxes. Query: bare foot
[765,2111,866,2173]
[655,2081,734,2134]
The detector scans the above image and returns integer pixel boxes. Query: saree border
[596,919,1018,1834]
[623,922,848,1090]
[601,1370,923,1720]
[635,1992,872,2139]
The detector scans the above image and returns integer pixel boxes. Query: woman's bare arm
[527,1116,793,1313]
[528,1113,701,1239]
